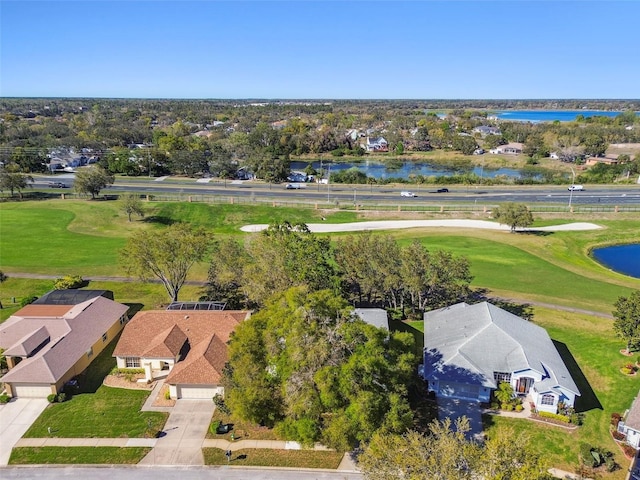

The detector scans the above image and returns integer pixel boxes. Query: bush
[110,367,145,375]
[621,367,633,375]
[537,411,570,423]
[580,443,596,467]
[56,392,67,403]
[164,389,171,400]
[611,412,622,427]
[515,404,524,412]
[570,413,583,425]
[0,394,10,404]
[210,420,221,435]
[20,296,38,307]
[47,394,57,403]
[54,275,85,290]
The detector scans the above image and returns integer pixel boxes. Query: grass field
[202,448,344,469]
[9,447,151,464]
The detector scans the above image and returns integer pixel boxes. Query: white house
[364,137,389,152]
[422,302,580,414]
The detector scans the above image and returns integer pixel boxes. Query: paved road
[35,175,640,205]
[0,467,362,480]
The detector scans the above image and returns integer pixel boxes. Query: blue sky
[1,1,639,99]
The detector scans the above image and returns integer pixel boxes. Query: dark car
[436,188,449,193]
[49,182,67,188]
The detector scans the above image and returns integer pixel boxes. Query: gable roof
[113,310,250,386]
[424,302,579,395]
[0,296,128,384]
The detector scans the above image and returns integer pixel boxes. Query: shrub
[164,389,171,400]
[20,296,38,307]
[110,367,145,375]
[605,454,617,472]
[515,404,524,412]
[612,430,625,441]
[54,275,85,290]
[47,394,57,403]
[621,367,633,375]
[212,393,231,416]
[580,443,596,467]
[611,412,622,427]
[570,413,583,425]
[537,411,570,423]
[56,392,67,403]
[0,394,10,404]
[210,420,221,435]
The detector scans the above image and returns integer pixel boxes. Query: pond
[592,244,640,279]
[290,160,532,181]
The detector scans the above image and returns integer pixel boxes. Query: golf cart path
[240,219,602,233]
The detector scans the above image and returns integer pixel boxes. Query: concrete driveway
[437,397,484,442]
[0,398,49,465]
[139,399,214,465]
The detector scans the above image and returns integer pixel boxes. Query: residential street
[0,467,362,480]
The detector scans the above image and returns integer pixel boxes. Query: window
[494,372,512,384]
[86,347,93,358]
[541,394,555,406]
[119,315,128,326]
[102,332,108,342]
[125,357,140,368]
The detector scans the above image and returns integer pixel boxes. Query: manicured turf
[9,447,151,464]
[202,448,344,469]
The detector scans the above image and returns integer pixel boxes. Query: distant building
[364,137,389,152]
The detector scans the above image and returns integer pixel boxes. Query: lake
[592,244,640,279]
[495,110,639,123]
[290,160,528,181]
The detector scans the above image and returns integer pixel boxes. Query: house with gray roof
[618,390,640,448]
[422,302,580,414]
[0,292,129,398]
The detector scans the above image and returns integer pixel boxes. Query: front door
[516,377,534,394]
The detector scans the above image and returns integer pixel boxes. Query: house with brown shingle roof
[112,310,249,399]
[0,292,129,398]
[619,390,640,449]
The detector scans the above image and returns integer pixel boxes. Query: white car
[285,183,303,189]
[400,191,417,197]
[568,185,584,191]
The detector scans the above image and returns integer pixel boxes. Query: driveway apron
[0,398,49,466]
[139,399,214,466]
[436,397,484,442]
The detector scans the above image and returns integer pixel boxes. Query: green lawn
[9,447,150,464]
[202,448,344,469]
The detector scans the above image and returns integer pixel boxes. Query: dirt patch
[103,374,154,390]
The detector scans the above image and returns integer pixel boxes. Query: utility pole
[568,166,576,209]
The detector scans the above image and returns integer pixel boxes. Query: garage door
[176,385,223,399]
[13,384,53,398]
[439,382,480,400]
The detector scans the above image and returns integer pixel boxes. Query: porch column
[143,362,153,382]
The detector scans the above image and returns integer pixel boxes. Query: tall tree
[120,193,145,222]
[121,223,212,301]
[493,202,534,232]
[0,164,34,198]
[74,165,115,199]
[613,290,640,354]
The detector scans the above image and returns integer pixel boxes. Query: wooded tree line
[203,223,472,314]
[1,98,639,183]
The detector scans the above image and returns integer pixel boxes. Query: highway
[35,175,640,206]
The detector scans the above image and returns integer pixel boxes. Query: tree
[0,271,7,309]
[613,291,640,354]
[120,193,145,222]
[359,420,550,480]
[121,223,212,301]
[54,275,84,290]
[74,165,115,199]
[0,164,34,198]
[493,202,534,232]
[495,381,515,406]
[225,287,416,450]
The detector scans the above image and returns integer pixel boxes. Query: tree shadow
[142,216,175,225]
[552,340,602,413]
[468,289,534,321]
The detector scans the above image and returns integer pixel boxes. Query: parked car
[436,188,449,193]
[400,191,417,197]
[48,182,67,188]
[568,185,584,191]
[285,183,303,189]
